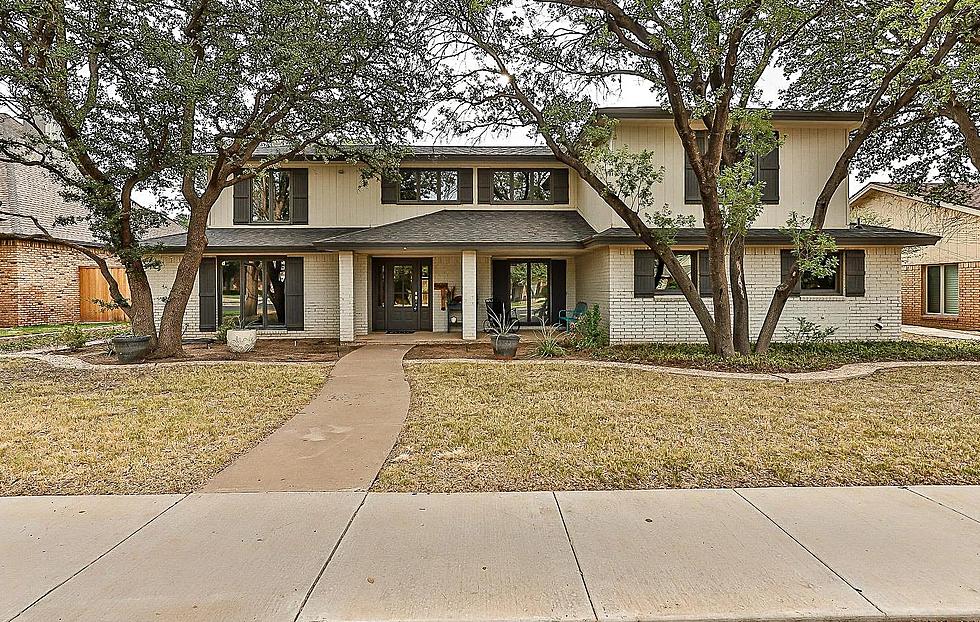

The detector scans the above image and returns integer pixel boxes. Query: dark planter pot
[491,334,521,360]
[112,335,151,363]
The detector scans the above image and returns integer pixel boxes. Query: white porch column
[462,250,477,340]
[339,251,355,342]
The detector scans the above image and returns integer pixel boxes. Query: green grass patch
[587,340,980,373]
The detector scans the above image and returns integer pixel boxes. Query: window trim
[799,251,843,296]
[395,168,461,204]
[489,168,555,204]
[218,255,289,329]
[924,263,959,316]
[633,250,697,298]
[248,170,294,225]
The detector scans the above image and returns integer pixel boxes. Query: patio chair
[558,302,588,331]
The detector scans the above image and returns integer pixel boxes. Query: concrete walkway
[202,344,412,492]
[4,486,980,622]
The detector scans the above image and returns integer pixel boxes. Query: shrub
[215,316,241,344]
[60,324,89,351]
[572,305,608,350]
[534,323,567,358]
[784,317,838,344]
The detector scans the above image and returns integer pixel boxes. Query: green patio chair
[558,302,588,331]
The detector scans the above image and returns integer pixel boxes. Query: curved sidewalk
[202,344,412,492]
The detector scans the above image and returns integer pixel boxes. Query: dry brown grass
[0,359,328,495]
[374,362,980,492]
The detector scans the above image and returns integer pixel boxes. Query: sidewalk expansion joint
[8,493,188,622]
[552,492,599,621]
[292,491,369,622]
[732,488,887,617]
[903,487,980,526]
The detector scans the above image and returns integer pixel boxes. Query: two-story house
[146,108,937,344]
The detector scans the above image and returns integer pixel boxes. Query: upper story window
[684,131,779,205]
[233,168,309,225]
[492,169,553,203]
[399,169,459,202]
[476,168,570,204]
[251,170,292,223]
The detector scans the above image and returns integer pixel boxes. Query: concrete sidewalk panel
[16,492,362,622]
[0,494,180,621]
[298,492,593,622]
[910,485,980,522]
[555,489,876,621]
[203,345,411,492]
[741,486,980,618]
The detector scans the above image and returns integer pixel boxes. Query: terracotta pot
[491,334,520,359]
[111,335,151,363]
[226,329,258,353]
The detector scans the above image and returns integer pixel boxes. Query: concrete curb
[0,352,337,371]
[404,357,980,383]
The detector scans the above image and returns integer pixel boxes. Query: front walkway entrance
[372,258,433,333]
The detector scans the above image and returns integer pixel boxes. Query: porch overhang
[583,226,942,248]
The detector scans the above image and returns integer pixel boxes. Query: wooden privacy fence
[79,266,130,322]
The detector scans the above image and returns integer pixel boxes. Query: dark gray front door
[385,260,419,331]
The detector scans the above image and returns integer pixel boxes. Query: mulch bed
[72,338,358,365]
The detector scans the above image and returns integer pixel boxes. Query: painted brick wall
[605,245,903,344]
[573,247,612,330]
[147,253,340,340]
[353,252,369,336]
[0,238,116,327]
[902,262,980,330]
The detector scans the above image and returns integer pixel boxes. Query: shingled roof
[586,225,940,247]
[149,227,364,252]
[314,210,597,249]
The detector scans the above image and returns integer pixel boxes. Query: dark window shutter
[684,131,706,204]
[844,250,866,297]
[552,169,570,204]
[477,169,493,204]
[549,260,566,323]
[458,168,474,204]
[491,259,510,316]
[381,174,399,204]
[781,249,802,295]
[233,178,252,224]
[758,135,780,204]
[285,257,304,330]
[290,169,309,224]
[697,250,712,297]
[198,257,218,331]
[634,250,658,297]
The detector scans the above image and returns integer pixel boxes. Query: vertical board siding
[78,266,130,322]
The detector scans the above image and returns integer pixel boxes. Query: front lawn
[374,362,980,492]
[406,338,980,373]
[0,359,328,495]
[0,324,128,353]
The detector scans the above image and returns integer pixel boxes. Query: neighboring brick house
[145,108,937,344]
[850,182,980,331]
[0,118,184,327]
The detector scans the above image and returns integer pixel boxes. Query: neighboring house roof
[585,225,940,247]
[0,117,184,247]
[149,227,364,253]
[250,143,558,162]
[850,182,980,218]
[597,107,865,123]
[314,210,597,249]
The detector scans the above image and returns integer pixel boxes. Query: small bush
[215,316,244,344]
[572,305,608,350]
[784,317,838,344]
[534,324,567,358]
[60,324,89,351]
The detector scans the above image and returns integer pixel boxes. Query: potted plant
[100,300,151,363]
[487,307,521,359]
[223,316,258,353]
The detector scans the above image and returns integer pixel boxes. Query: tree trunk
[151,194,213,359]
[126,263,158,348]
[945,96,980,170]
[705,230,734,356]
[729,234,751,354]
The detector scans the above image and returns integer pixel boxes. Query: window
[492,170,552,203]
[634,251,695,297]
[926,264,959,315]
[509,260,550,324]
[684,131,779,204]
[799,252,842,295]
[251,170,292,223]
[220,258,287,327]
[398,169,459,202]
